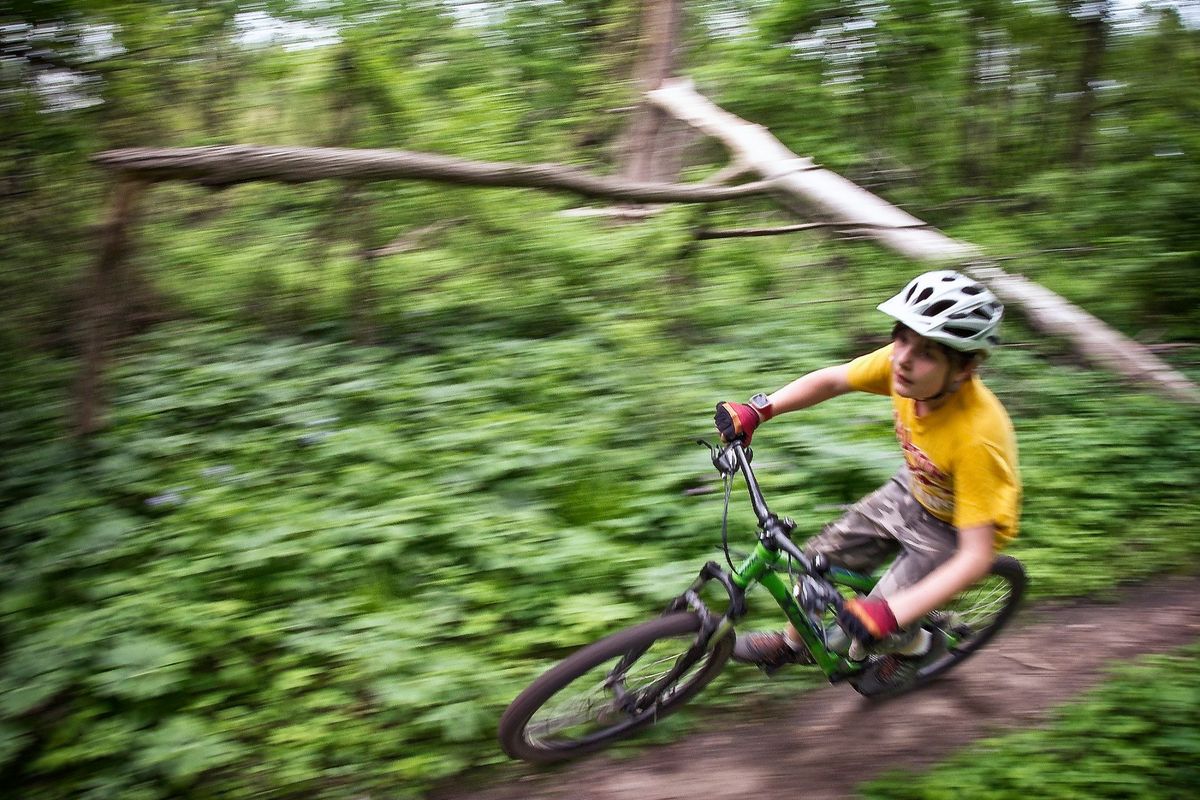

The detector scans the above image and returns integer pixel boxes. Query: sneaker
[731,630,813,675]
[851,628,947,698]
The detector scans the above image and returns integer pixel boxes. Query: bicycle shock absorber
[794,570,856,658]
[795,574,842,616]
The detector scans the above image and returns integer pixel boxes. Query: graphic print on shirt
[893,411,954,519]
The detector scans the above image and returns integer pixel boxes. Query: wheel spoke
[946,576,1011,628]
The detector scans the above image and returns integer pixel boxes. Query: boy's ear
[958,355,983,380]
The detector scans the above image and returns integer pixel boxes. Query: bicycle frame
[665,441,875,683]
[727,533,872,679]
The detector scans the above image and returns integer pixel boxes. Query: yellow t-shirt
[846,343,1021,547]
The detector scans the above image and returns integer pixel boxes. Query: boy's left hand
[838,597,899,644]
[714,401,761,444]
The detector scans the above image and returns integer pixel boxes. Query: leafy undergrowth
[862,642,1200,799]
[1,315,1198,799]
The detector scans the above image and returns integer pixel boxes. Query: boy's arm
[715,364,854,443]
[767,363,854,415]
[884,523,996,627]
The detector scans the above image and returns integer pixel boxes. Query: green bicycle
[498,440,1026,764]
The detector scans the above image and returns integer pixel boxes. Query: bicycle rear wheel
[915,554,1027,685]
[498,612,733,764]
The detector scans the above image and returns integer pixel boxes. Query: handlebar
[701,439,821,578]
[703,440,769,522]
[700,438,847,623]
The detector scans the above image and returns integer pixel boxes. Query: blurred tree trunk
[348,185,380,346]
[616,0,689,184]
[959,8,985,188]
[316,46,385,340]
[1062,1,1111,166]
[74,179,144,437]
[309,46,365,265]
[197,12,241,140]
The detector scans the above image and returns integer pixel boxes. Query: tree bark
[959,8,986,188]
[617,0,689,185]
[92,146,776,204]
[1064,1,1110,166]
[647,79,1199,402]
[696,221,921,239]
[74,178,145,437]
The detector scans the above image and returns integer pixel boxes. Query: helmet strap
[915,372,965,404]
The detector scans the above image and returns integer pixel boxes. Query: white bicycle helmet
[877,270,1003,353]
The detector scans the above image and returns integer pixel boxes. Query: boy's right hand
[714,401,762,444]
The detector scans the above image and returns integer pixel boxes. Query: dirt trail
[438,575,1200,800]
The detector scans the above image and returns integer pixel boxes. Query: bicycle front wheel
[916,554,1027,685]
[498,612,733,764]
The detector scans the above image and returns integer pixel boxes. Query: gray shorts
[804,469,959,601]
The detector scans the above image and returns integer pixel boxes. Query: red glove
[714,401,765,444]
[838,597,899,644]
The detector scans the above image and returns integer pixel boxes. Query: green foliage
[2,2,1200,799]
[863,643,1200,798]
[3,295,1199,799]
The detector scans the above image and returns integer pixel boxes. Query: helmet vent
[962,285,983,296]
[926,300,955,316]
[942,275,957,282]
[942,324,976,338]
[916,287,934,303]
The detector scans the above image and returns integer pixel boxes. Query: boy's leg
[733,475,905,670]
[865,479,959,606]
[803,472,934,657]
[804,468,958,607]
[802,472,910,573]
[803,469,958,654]
[848,482,961,695]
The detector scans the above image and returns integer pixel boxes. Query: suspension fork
[606,561,748,713]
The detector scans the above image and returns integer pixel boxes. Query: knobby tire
[498,612,733,764]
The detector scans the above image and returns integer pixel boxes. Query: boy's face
[890,327,969,401]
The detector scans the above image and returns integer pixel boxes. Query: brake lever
[697,439,732,475]
[696,439,752,476]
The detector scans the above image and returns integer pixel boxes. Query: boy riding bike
[715,270,1020,695]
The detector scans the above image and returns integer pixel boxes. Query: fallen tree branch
[697,221,929,239]
[1146,343,1199,353]
[648,78,1199,403]
[647,80,978,261]
[92,145,778,205]
[558,206,666,220]
[968,264,1200,400]
[558,159,758,221]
